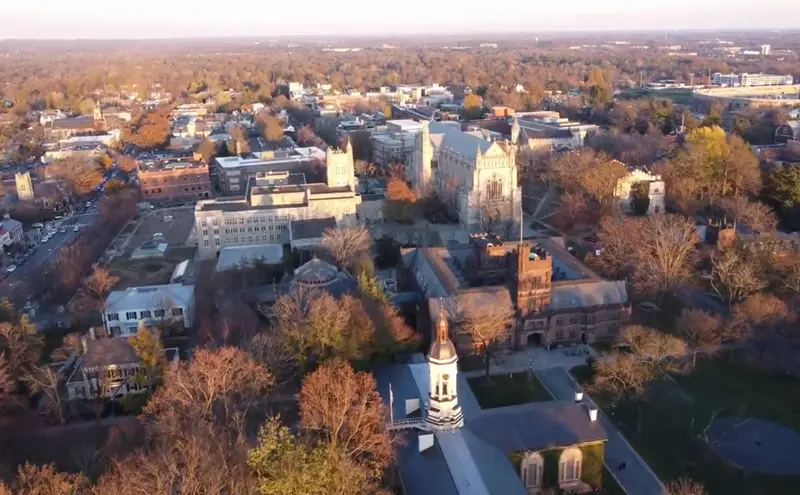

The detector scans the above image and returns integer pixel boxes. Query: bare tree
[594,325,686,433]
[298,358,393,476]
[322,226,372,270]
[675,309,723,369]
[632,215,700,299]
[731,294,790,359]
[706,248,768,307]
[0,355,15,411]
[663,477,707,495]
[0,463,88,495]
[143,347,273,429]
[719,197,777,233]
[775,252,800,297]
[24,365,67,425]
[462,302,514,379]
[95,419,256,495]
[354,159,377,177]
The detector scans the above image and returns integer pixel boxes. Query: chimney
[89,327,97,340]
[574,392,584,403]
[589,408,598,422]
[81,336,88,355]
[418,433,434,453]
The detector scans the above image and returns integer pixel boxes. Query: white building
[614,168,665,215]
[514,112,597,151]
[103,284,195,337]
[196,144,361,258]
[371,119,423,167]
[712,72,794,87]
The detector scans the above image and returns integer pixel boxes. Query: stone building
[374,306,609,495]
[195,143,360,258]
[403,235,629,350]
[614,168,666,215]
[409,121,522,233]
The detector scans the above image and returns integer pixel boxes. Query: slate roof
[82,338,139,368]
[290,217,336,241]
[429,121,496,161]
[51,116,95,130]
[550,280,628,311]
[467,401,608,452]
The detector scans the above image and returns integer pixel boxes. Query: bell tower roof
[429,300,457,362]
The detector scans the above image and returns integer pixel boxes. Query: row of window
[144,186,207,194]
[107,308,183,321]
[219,214,292,226]
[204,224,288,237]
[142,175,207,184]
[203,233,283,247]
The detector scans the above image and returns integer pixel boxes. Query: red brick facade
[140,163,211,202]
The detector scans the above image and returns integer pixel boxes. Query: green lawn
[573,354,800,495]
[468,372,553,409]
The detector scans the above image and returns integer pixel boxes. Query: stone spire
[511,117,520,145]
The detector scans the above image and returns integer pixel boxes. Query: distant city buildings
[514,112,598,152]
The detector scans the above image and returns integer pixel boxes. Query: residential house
[103,284,195,337]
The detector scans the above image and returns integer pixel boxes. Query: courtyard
[573,353,800,494]
[124,206,195,252]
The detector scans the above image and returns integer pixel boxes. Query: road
[1,205,102,303]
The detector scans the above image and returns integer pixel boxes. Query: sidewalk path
[536,367,664,495]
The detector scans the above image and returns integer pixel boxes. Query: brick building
[139,161,211,203]
[404,235,630,351]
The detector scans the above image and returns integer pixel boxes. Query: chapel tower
[326,139,356,191]
[426,301,464,430]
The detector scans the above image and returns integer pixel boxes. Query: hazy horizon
[5,0,800,40]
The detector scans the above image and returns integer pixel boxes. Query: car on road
[59,228,67,234]
[5,265,17,274]
[85,201,92,208]
[73,226,80,233]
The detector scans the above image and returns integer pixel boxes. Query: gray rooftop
[82,338,139,368]
[290,217,336,242]
[468,401,608,452]
[429,121,497,161]
[215,245,285,272]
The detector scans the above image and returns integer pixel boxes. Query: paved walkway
[462,344,596,377]
[535,367,664,495]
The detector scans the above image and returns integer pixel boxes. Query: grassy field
[618,87,695,104]
[573,354,800,494]
[468,372,553,409]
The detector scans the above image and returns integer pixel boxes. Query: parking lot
[124,206,195,252]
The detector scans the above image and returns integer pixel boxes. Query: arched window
[521,451,544,489]
[442,374,449,397]
[485,176,503,200]
[558,447,583,484]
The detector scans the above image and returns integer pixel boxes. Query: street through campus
[0,205,101,305]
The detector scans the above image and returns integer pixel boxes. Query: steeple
[426,299,463,430]
[436,301,449,344]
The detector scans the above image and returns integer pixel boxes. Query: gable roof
[467,401,607,452]
[550,280,629,311]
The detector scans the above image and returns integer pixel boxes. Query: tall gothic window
[486,176,502,200]
[441,374,449,397]
[521,452,544,489]
[558,447,583,484]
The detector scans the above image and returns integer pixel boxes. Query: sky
[4,0,800,39]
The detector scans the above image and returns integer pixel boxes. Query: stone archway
[526,332,544,347]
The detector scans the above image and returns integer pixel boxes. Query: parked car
[73,226,80,233]
[5,265,17,274]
